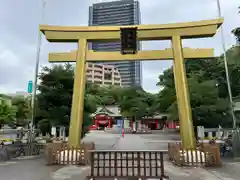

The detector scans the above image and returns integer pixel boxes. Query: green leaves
[0,102,17,127]
[118,86,156,119]
[11,95,31,126]
[36,63,97,136]
[156,46,240,128]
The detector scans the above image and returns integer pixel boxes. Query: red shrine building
[89,106,179,131]
[137,114,168,130]
[129,114,178,130]
[89,106,122,130]
[94,113,112,129]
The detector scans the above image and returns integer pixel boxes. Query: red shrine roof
[142,113,169,119]
[91,105,122,117]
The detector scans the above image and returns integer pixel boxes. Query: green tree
[84,83,159,120]
[94,85,121,106]
[156,55,234,128]
[36,63,97,137]
[0,102,16,128]
[156,67,176,113]
[118,86,156,120]
[12,95,31,126]
[143,93,159,117]
[38,119,51,136]
[37,64,74,127]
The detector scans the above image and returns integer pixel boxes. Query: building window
[94,64,102,68]
[105,81,112,85]
[94,75,102,79]
[95,81,102,85]
[104,73,112,80]
[94,70,102,74]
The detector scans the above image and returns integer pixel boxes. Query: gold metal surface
[172,36,195,149]
[41,18,223,149]
[173,57,184,141]
[40,18,223,42]
[40,18,223,32]
[68,39,87,147]
[48,48,214,62]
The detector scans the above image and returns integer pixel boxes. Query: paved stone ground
[1,131,240,180]
[0,157,58,180]
[112,133,240,180]
[205,162,240,180]
[0,131,120,180]
[82,130,121,150]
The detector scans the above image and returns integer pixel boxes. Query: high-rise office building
[89,0,142,87]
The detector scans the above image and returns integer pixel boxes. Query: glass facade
[88,0,142,87]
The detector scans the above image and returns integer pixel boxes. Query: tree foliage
[37,64,74,127]
[11,95,31,126]
[0,102,16,128]
[35,63,159,135]
[119,86,157,119]
[36,63,97,137]
[157,45,240,128]
[34,43,240,135]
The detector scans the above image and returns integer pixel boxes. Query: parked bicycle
[220,137,233,157]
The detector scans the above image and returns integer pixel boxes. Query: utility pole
[216,0,237,128]
[28,1,47,155]
[30,0,47,132]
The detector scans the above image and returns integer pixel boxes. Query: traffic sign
[28,80,33,93]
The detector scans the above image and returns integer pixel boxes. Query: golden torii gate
[40,18,223,149]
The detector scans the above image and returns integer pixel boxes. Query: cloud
[0,0,239,94]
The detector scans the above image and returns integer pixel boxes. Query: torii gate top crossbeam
[39,18,223,42]
[48,48,214,62]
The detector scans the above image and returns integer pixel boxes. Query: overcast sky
[0,0,239,94]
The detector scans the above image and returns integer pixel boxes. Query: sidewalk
[52,132,240,180]
[205,161,240,180]
[52,165,90,180]
[113,134,146,150]
[53,161,238,180]
[3,132,238,180]
[108,133,239,180]
[82,131,121,150]
[164,160,240,180]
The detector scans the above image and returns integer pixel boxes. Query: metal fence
[88,150,169,180]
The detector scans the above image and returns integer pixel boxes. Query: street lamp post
[216,0,237,128]
[30,0,47,132]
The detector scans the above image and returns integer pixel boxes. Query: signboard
[28,80,33,93]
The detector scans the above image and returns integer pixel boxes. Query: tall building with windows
[88,0,142,87]
[86,63,122,86]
